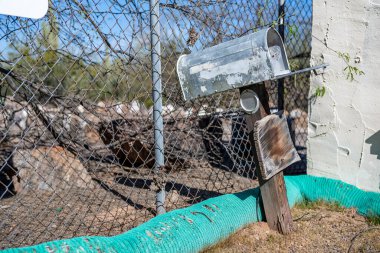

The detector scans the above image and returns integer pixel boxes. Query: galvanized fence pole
[277,0,285,111]
[150,0,166,215]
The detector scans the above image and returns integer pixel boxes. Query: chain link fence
[0,0,312,249]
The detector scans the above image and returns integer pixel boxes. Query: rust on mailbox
[253,113,301,180]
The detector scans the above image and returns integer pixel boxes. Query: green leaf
[315,86,326,97]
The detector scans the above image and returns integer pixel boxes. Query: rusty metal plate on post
[177,28,290,101]
[253,113,300,180]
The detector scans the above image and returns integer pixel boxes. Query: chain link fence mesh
[0,0,312,249]
[283,0,312,174]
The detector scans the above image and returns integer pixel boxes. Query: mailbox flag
[0,0,48,19]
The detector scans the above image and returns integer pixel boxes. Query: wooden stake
[241,83,293,234]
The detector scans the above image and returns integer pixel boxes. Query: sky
[0,0,312,63]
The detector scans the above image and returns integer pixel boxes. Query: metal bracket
[272,63,328,80]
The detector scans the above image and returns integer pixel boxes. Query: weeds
[313,51,365,98]
[337,51,365,81]
[314,86,326,97]
[294,199,345,212]
[366,213,380,226]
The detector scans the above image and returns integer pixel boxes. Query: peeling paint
[225,73,244,85]
[176,28,289,100]
[198,59,251,80]
[189,62,216,74]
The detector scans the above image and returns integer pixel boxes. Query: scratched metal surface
[177,28,290,101]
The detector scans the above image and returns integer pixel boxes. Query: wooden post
[241,83,293,234]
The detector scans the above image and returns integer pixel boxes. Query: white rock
[289,109,304,119]
[14,109,28,130]
[77,105,85,113]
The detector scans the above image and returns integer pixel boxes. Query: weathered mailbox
[177,28,290,101]
[177,27,326,102]
[176,27,327,234]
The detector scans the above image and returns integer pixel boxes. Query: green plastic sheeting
[2,175,380,253]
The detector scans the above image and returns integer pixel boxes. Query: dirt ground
[0,160,257,249]
[203,202,380,253]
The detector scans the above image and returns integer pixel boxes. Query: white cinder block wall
[308,0,380,192]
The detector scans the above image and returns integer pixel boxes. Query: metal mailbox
[176,27,328,232]
[177,27,291,101]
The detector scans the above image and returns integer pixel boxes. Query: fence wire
[0,0,312,249]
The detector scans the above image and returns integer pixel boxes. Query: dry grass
[202,201,380,253]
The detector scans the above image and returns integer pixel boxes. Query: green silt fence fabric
[2,175,380,253]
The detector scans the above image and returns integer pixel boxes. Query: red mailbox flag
[0,0,48,19]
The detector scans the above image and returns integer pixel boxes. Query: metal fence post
[277,0,285,111]
[150,0,166,215]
